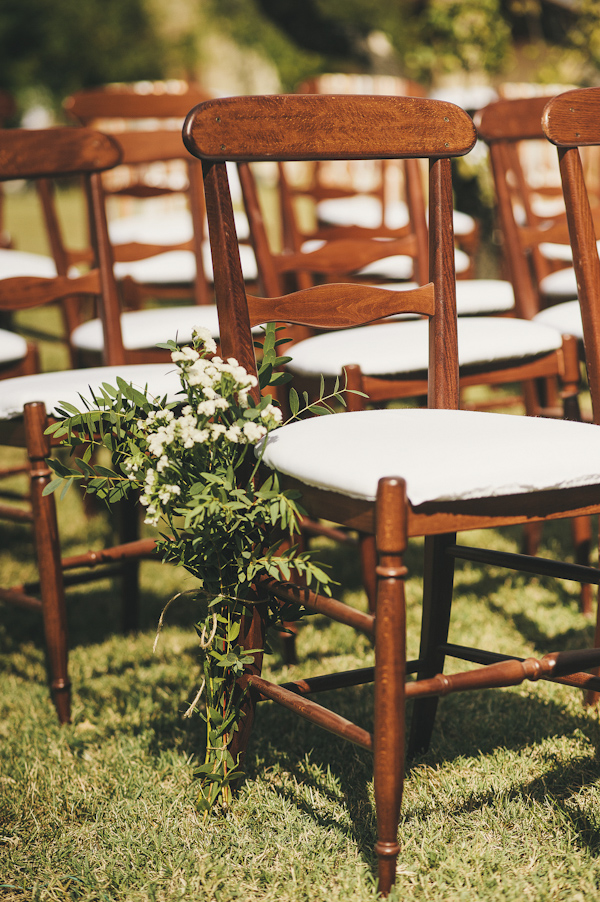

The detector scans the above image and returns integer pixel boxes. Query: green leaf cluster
[44,324,359,812]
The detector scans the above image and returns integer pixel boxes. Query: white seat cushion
[539,266,578,300]
[70,306,221,352]
[0,248,57,279]
[533,300,583,340]
[302,238,470,281]
[0,364,183,421]
[359,247,471,279]
[113,242,258,285]
[259,407,600,505]
[454,279,514,315]
[0,329,28,365]
[109,208,250,245]
[286,317,561,378]
[317,196,476,236]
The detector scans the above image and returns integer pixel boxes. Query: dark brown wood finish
[64,85,216,316]
[184,93,600,895]
[0,127,169,722]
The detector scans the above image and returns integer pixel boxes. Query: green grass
[2,494,600,901]
[3,186,600,900]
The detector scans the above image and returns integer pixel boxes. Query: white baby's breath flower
[260,403,282,423]
[192,327,217,355]
[242,421,267,443]
[225,425,242,442]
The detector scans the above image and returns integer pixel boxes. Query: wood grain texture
[246,282,434,329]
[0,128,121,179]
[183,94,476,162]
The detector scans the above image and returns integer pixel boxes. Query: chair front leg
[374,477,408,896]
[23,401,71,723]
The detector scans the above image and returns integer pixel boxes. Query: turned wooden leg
[585,530,600,707]
[374,477,408,896]
[408,532,455,759]
[24,401,71,723]
[229,601,267,776]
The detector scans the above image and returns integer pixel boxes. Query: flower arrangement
[45,324,355,811]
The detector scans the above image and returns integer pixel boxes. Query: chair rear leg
[24,402,71,723]
[374,478,408,896]
[407,532,456,759]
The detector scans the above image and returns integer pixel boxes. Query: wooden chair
[475,95,586,340]
[238,142,593,614]
[543,87,600,422]
[0,127,185,723]
[63,83,257,314]
[184,92,600,896]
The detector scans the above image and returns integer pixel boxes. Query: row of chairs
[3,82,600,895]
[185,87,600,896]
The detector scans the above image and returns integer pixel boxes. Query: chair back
[542,86,600,422]
[64,82,209,127]
[0,127,129,366]
[183,94,476,409]
[475,95,572,319]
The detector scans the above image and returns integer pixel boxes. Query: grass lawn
[2,187,600,901]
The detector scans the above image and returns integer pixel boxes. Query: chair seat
[533,299,583,339]
[454,279,514,314]
[358,246,471,279]
[316,195,476,237]
[0,328,28,365]
[0,363,182,421]
[286,316,561,378]
[0,248,57,279]
[70,305,221,352]
[113,242,258,285]
[539,265,578,300]
[259,407,600,506]
[300,239,470,281]
[108,208,250,245]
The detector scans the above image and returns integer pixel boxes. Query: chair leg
[229,601,267,776]
[572,515,593,617]
[374,478,407,896]
[23,402,71,723]
[407,532,456,759]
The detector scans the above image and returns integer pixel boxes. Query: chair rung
[406,647,600,699]
[249,674,373,751]
[61,537,157,570]
[263,577,375,635]
[447,544,600,585]
[0,586,42,610]
[441,643,600,694]
[278,667,375,696]
[0,503,33,523]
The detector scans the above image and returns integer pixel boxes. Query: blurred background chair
[64,81,258,313]
[0,126,185,723]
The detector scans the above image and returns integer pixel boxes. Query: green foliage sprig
[44,323,359,811]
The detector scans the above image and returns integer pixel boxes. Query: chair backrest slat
[0,128,121,180]
[184,95,476,162]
